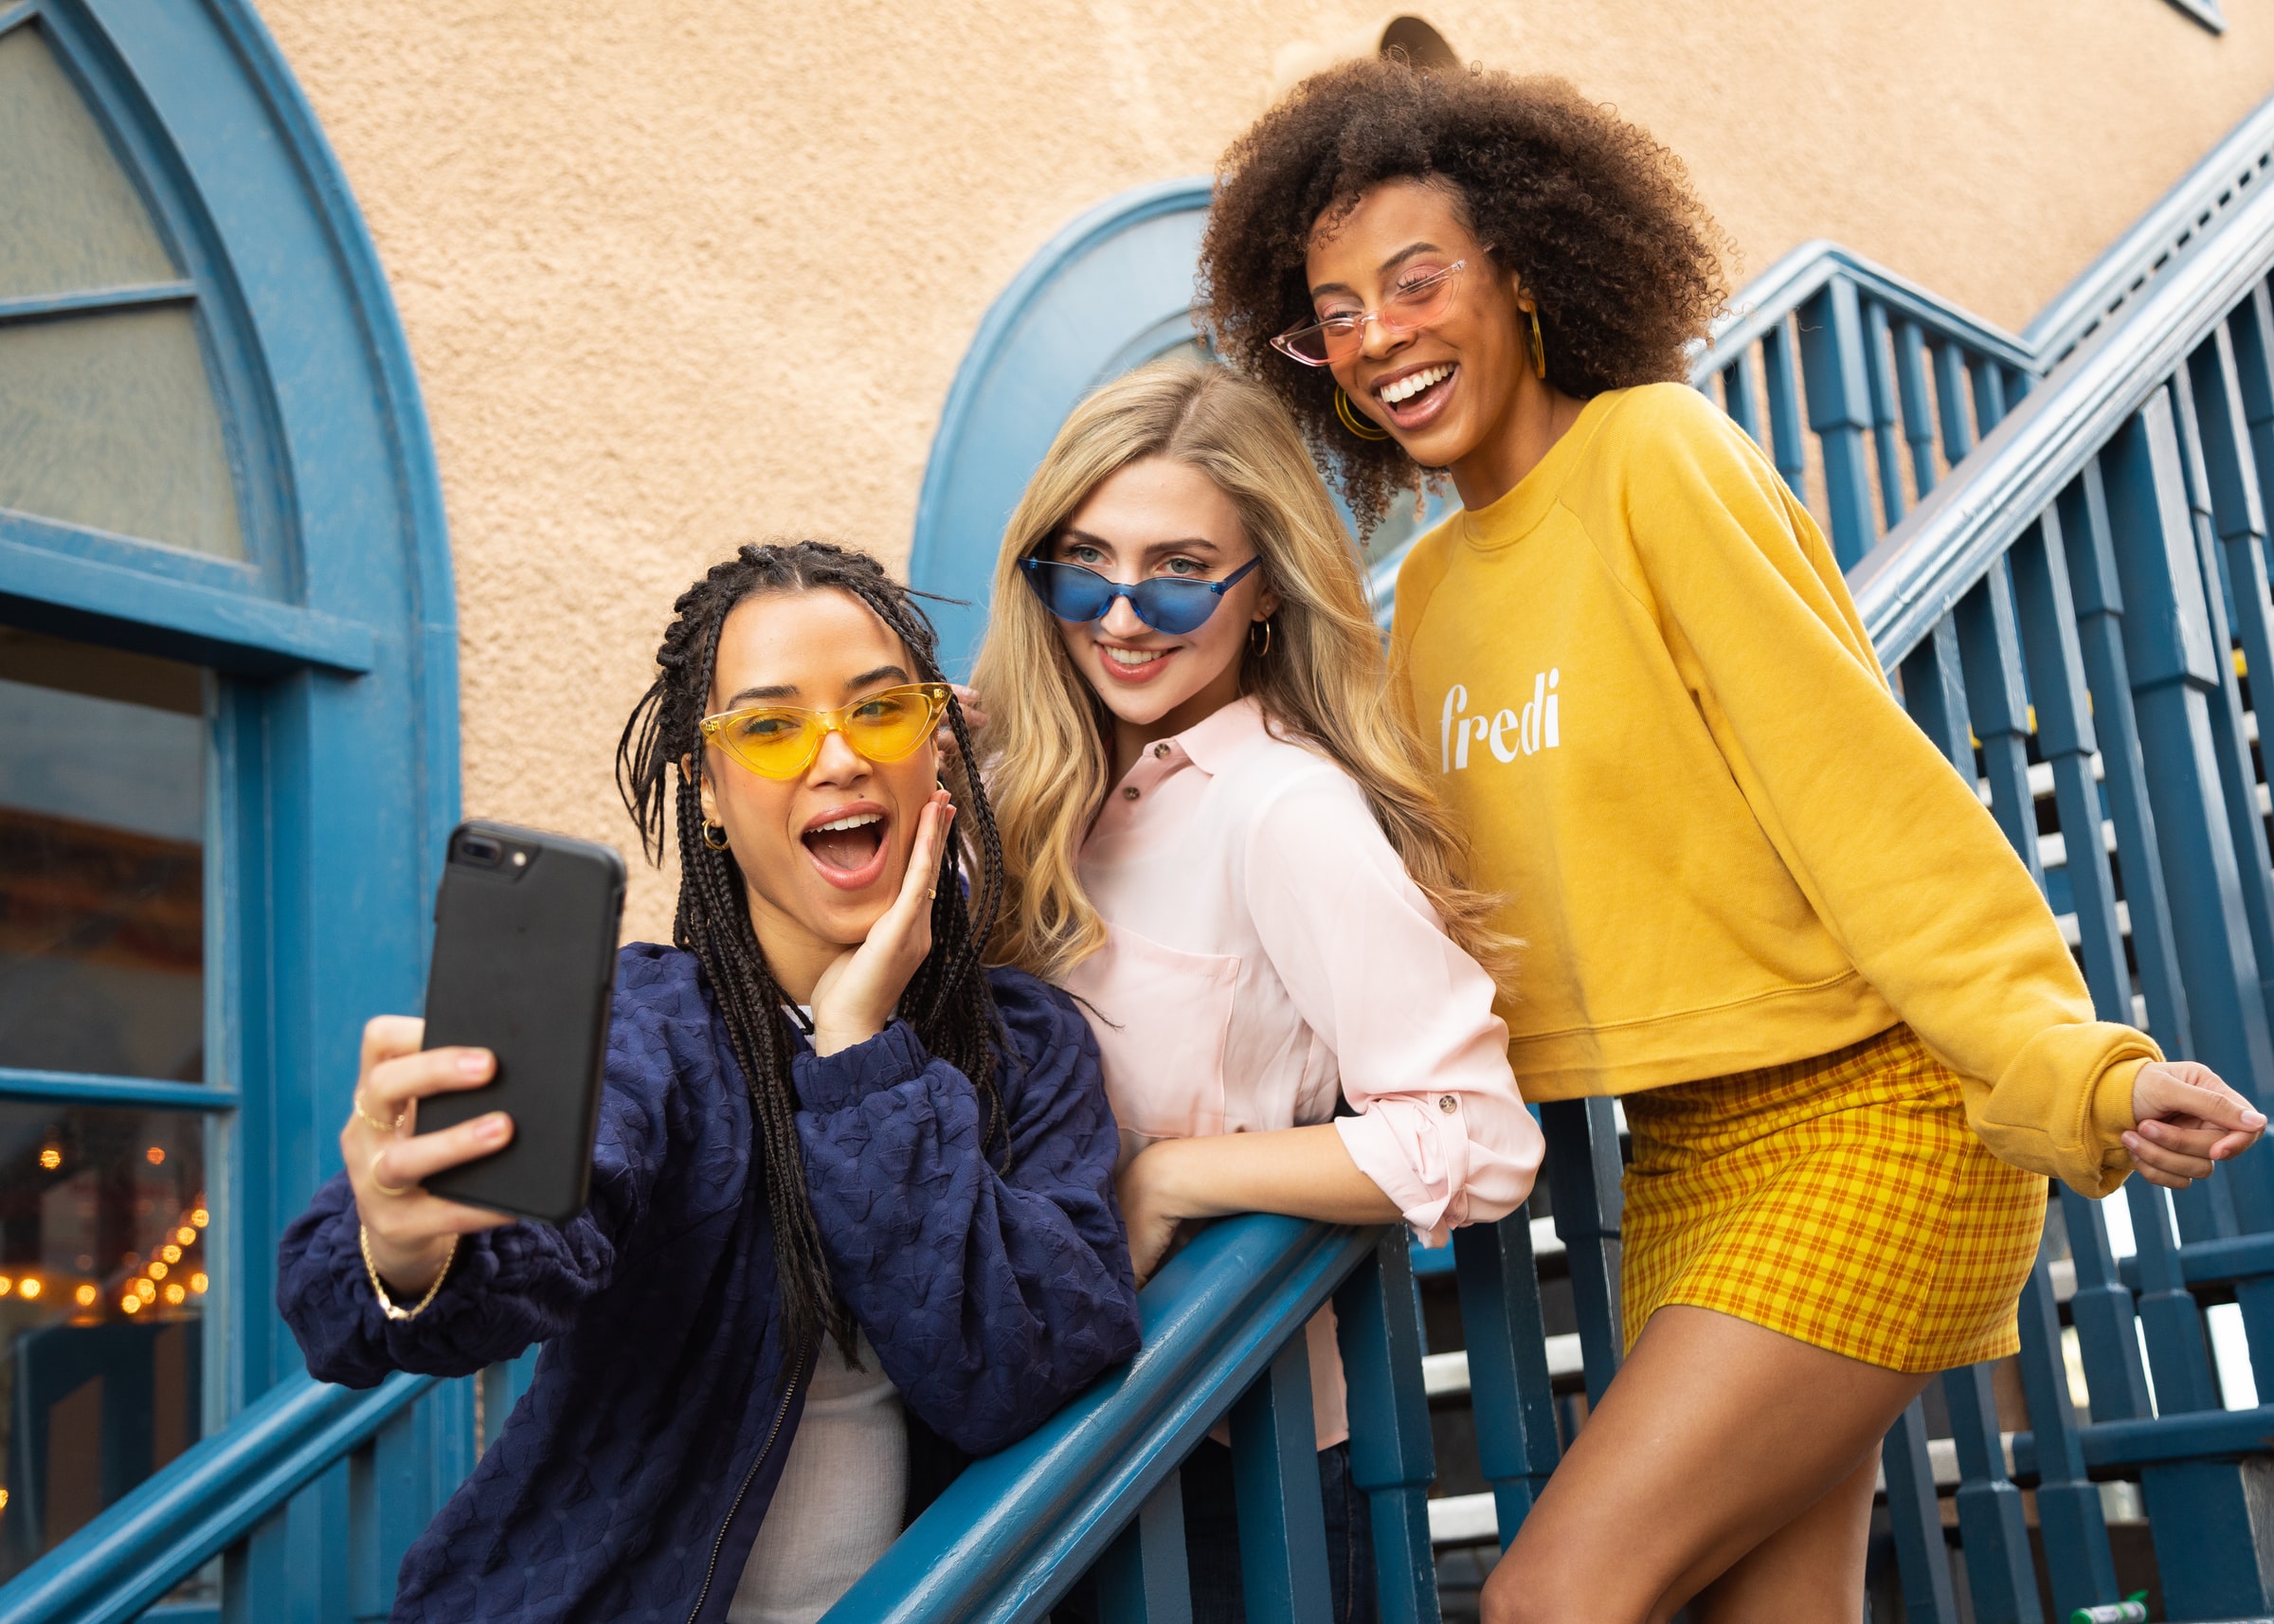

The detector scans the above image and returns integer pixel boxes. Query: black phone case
[414,821,626,1224]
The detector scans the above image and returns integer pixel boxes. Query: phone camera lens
[460,835,504,866]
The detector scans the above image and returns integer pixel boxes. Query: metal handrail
[0,1368,435,1624]
[822,1215,1381,1624]
[1850,163,2274,666]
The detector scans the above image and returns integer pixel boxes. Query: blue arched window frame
[0,0,456,1430]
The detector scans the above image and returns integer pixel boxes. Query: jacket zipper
[684,1344,809,1624]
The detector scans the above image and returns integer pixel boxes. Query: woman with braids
[1200,59,2265,1623]
[276,541,1141,1624]
[975,359,1540,1624]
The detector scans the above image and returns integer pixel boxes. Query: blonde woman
[974,360,1539,1624]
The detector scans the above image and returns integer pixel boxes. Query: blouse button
[1153,743,1170,759]
[1122,785,1140,801]
[1437,1095,1458,1113]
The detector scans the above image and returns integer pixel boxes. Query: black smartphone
[413,820,626,1224]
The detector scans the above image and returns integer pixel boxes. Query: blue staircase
[16,94,2274,1624]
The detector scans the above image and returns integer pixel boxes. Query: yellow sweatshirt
[1390,383,2157,1197]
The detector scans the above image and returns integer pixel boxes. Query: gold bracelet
[359,1223,458,1322]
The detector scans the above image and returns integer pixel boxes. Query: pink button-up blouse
[1059,695,1542,1445]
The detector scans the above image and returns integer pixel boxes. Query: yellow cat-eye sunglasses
[699,682,950,781]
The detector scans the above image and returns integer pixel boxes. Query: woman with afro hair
[1200,58,2265,1623]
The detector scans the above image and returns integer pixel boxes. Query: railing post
[1933,341,1976,467]
[2100,393,2274,1179]
[1721,353,1761,446]
[1954,560,2044,886]
[1336,1234,1441,1624]
[1798,276,1881,568]
[1230,1337,1333,1624]
[1097,1474,1194,1624]
[1881,1400,1959,1624]
[1898,616,1976,774]
[1863,298,1908,527]
[1894,319,1941,497]
[2058,463,2195,1056]
[2012,1243,2124,1620]
[1760,317,1811,497]
[1540,1099,1623,1405]
[1453,1207,1562,1543]
[1941,1363,2043,1624]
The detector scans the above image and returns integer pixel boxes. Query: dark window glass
[0,1101,206,1578]
[0,628,204,1080]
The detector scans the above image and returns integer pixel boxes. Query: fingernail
[481,1113,509,1137]
[2247,1110,2266,1128]
[2122,1132,2140,1150]
[460,1052,488,1078]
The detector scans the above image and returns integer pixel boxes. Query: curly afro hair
[1200,59,1729,528]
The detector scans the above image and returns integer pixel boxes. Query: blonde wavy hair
[975,360,1510,983]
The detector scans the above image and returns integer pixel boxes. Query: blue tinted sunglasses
[1020,555,1262,635]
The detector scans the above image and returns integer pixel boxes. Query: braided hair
[616,540,1012,1360]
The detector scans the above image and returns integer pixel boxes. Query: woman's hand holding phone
[344,1015,520,1295]
[809,788,956,1057]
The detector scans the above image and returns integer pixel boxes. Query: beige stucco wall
[258,0,2274,942]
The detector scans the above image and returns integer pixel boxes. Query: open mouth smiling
[802,803,891,890]
[1372,361,1457,426]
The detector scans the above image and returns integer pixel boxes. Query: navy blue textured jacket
[277,944,1141,1623]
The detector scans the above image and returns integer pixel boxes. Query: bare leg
[1479,1306,1929,1624]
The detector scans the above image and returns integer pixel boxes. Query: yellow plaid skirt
[1619,1024,2047,1373]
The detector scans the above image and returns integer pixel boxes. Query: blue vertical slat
[2141,1456,2274,1620]
[1967,352,2010,436]
[1760,318,1811,496]
[1539,1099,1623,1404]
[2229,281,2274,546]
[1894,319,1940,497]
[2130,1174,2221,1413]
[1880,1402,1959,1624]
[2059,463,2194,1056]
[1334,1236,1441,1624]
[2102,393,2274,1141]
[2012,1243,2122,1620]
[1453,1208,1561,1543]
[2061,1188,2154,1419]
[2010,514,2129,1018]
[1900,615,1976,774]
[1941,1363,2043,1624]
[1935,342,1977,467]
[1954,561,2044,887]
[1229,1339,1333,1624]
[1722,352,1761,445]
[1097,1473,1194,1624]
[1797,277,1881,567]
[2183,335,2274,1116]
[1863,298,1907,526]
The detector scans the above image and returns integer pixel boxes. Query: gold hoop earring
[1528,308,1547,380]
[701,821,731,851]
[1250,619,1273,658]
[1334,387,1390,441]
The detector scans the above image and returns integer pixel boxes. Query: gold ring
[370,1157,416,1198]
[928,888,937,899]
[352,1092,404,1134]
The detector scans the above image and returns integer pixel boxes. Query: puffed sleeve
[1242,767,1543,1245]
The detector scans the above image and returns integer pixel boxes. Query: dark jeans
[1056,1439,1378,1624]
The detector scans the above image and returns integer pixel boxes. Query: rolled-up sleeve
[1243,772,1543,1245]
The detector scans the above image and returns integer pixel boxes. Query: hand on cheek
[808,787,955,1056]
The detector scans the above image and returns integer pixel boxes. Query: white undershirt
[728,1329,906,1624]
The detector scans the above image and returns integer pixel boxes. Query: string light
[189,1272,208,1294]
[0,1277,14,1297]
[175,1227,196,1247]
[191,1209,208,1228]
[120,1295,141,1314]
[148,1261,168,1280]
[145,1146,165,1165]
[19,1278,41,1301]
[163,1284,185,1306]
[133,1279,154,1304]
[161,1245,181,1264]
[73,1285,96,1308]
[37,1148,59,1171]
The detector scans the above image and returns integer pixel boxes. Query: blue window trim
[910,178,1212,676]
[0,0,458,1468]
